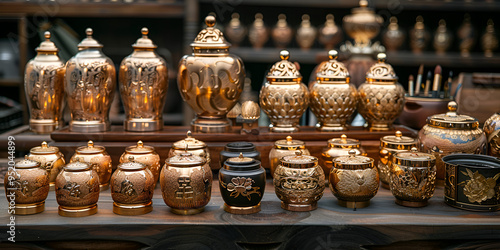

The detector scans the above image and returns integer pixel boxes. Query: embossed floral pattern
[459,169,500,203]
[224,177,261,201]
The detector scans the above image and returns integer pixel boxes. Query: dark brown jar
[219,142,261,168]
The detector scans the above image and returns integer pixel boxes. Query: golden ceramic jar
[274,151,325,211]
[269,136,310,177]
[321,134,365,177]
[390,148,436,207]
[260,50,309,133]
[178,16,245,133]
[160,152,212,215]
[119,28,168,132]
[419,101,487,180]
[65,28,116,133]
[120,140,161,186]
[111,161,155,215]
[168,131,211,164]
[330,150,378,209]
[24,31,65,134]
[342,0,383,46]
[55,161,100,217]
[4,157,50,215]
[484,112,500,157]
[27,141,65,190]
[358,53,405,131]
[70,140,112,191]
[378,131,418,189]
[310,50,357,131]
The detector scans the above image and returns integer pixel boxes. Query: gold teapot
[320,134,365,177]
[65,28,116,132]
[178,16,245,133]
[70,140,113,191]
[119,28,168,132]
[269,136,310,177]
[27,141,66,190]
[120,140,161,186]
[24,31,65,134]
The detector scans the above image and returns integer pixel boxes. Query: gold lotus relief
[335,168,378,194]
[260,86,309,119]
[221,177,261,200]
[459,169,500,204]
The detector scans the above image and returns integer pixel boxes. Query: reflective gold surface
[249,13,269,50]
[319,14,343,50]
[225,13,247,47]
[382,17,405,52]
[342,0,383,47]
[484,113,500,157]
[272,14,293,49]
[321,134,365,177]
[120,141,161,186]
[296,14,317,50]
[168,131,211,164]
[70,140,112,191]
[269,136,310,177]
[27,141,65,190]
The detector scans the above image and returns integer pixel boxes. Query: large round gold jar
[111,161,155,215]
[321,134,365,177]
[310,50,357,131]
[119,28,168,132]
[65,28,116,133]
[178,16,245,133]
[330,150,379,209]
[274,151,325,211]
[260,50,309,133]
[378,131,419,189]
[357,53,405,131]
[390,148,437,207]
[160,152,212,215]
[419,101,487,180]
[120,141,161,186]
[27,141,65,190]
[55,161,100,217]
[70,140,112,191]
[269,136,310,177]
[168,131,210,163]
[483,112,500,157]
[4,157,50,215]
[24,31,65,134]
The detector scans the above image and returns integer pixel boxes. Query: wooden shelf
[0,78,21,87]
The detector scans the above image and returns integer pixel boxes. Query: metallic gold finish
[310,50,357,131]
[358,53,405,131]
[433,19,453,55]
[482,19,498,57]
[223,203,261,214]
[319,14,343,50]
[65,28,116,132]
[269,136,310,177]
[410,16,430,54]
[338,200,370,209]
[168,131,211,163]
[58,204,98,217]
[483,113,500,157]
[457,14,476,57]
[120,27,168,132]
[296,14,317,50]
[249,13,269,50]
[272,14,293,49]
[321,134,365,177]
[4,157,50,215]
[70,140,113,191]
[178,16,245,133]
[25,31,65,134]
[342,0,383,47]
[120,140,161,186]
[239,101,261,133]
[382,17,405,52]
[260,50,309,132]
[28,141,65,190]
[225,13,247,47]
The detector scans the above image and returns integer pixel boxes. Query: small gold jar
[168,131,211,163]
[390,147,436,207]
[27,141,65,190]
[120,141,161,186]
[274,151,325,211]
[378,131,419,189]
[55,161,100,217]
[269,136,310,177]
[111,160,155,215]
[320,134,365,177]
[4,157,50,215]
[483,112,500,157]
[330,150,379,209]
[70,140,112,191]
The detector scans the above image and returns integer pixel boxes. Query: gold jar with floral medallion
[27,141,65,190]
[269,136,310,177]
[70,140,112,191]
[321,134,365,177]
[483,112,500,157]
[120,141,161,186]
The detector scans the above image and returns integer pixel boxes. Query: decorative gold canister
[70,140,112,191]
[330,150,379,209]
[260,50,309,132]
[484,112,500,157]
[160,152,212,215]
[24,31,65,134]
[120,141,161,186]
[119,28,168,132]
[358,53,405,131]
[269,136,310,177]
[168,131,211,163]
[178,16,245,133]
[321,134,365,177]
[309,50,357,131]
[378,131,419,189]
[390,148,436,207]
[65,28,116,132]
[4,157,50,215]
[27,141,65,190]
[111,160,155,215]
[274,151,325,211]
[55,161,100,217]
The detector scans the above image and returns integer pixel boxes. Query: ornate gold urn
[24,31,65,134]
[27,141,65,190]
[70,140,113,191]
[484,112,500,157]
[260,50,309,132]
[120,141,161,186]
[309,50,357,131]
[119,28,168,132]
[358,53,405,131]
[178,16,245,133]
[65,28,116,132]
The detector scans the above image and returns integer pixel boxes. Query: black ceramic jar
[219,153,266,214]
[219,142,261,168]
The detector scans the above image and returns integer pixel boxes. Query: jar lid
[190,15,231,49]
[77,28,103,50]
[274,136,306,150]
[427,101,479,130]
[64,161,92,172]
[316,50,350,83]
[266,50,302,83]
[224,142,256,152]
[365,53,398,83]
[241,101,261,120]
[328,134,360,148]
[381,131,418,149]
[227,153,255,164]
[30,141,59,154]
[75,140,106,154]
[125,140,155,154]
[334,150,374,169]
[16,156,40,169]
[172,131,207,150]
[393,147,436,168]
[281,151,317,169]
[118,161,147,171]
[167,152,206,167]
[132,27,157,49]
[36,31,58,52]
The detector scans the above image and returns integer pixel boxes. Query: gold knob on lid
[41,141,48,148]
[137,140,144,148]
[44,31,51,40]
[395,131,402,139]
[86,28,93,37]
[448,101,457,112]
[328,50,338,60]
[359,0,368,7]
[377,53,387,63]
[25,155,28,160]
[239,152,244,158]
[286,135,293,144]
[141,27,148,37]
[295,150,303,156]
[87,140,94,147]
[205,15,216,28]
[186,130,192,138]
[341,134,347,142]
[280,50,290,60]
[348,149,356,156]
[411,147,418,153]
[128,156,134,162]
